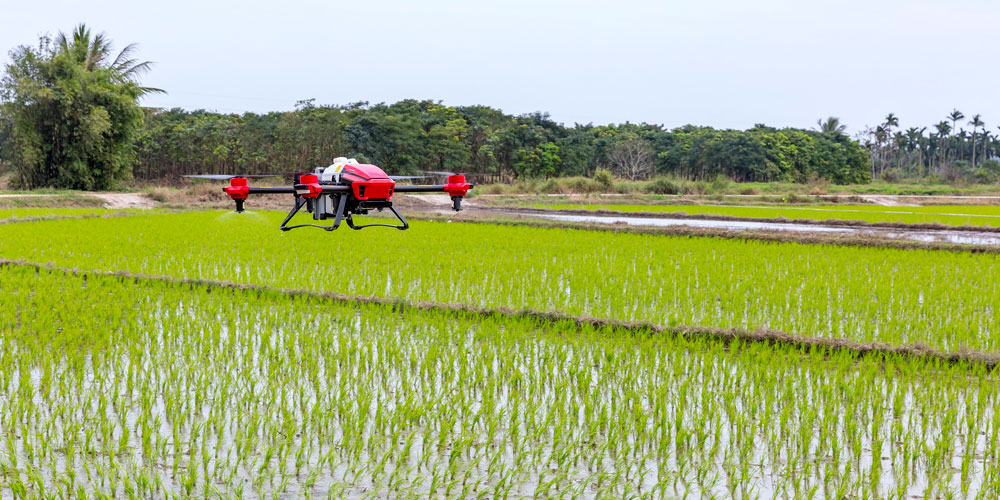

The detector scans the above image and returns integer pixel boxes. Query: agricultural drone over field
[184,158,473,231]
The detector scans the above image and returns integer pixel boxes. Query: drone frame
[278,195,409,232]
[217,170,471,232]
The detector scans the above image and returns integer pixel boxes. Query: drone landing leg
[346,205,409,231]
[281,195,348,231]
[328,194,348,231]
[280,197,306,231]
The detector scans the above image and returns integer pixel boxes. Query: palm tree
[969,114,985,168]
[949,109,965,138]
[957,130,969,162]
[905,127,924,172]
[935,121,952,167]
[884,113,899,131]
[927,134,940,172]
[874,125,888,174]
[54,24,163,95]
[816,117,846,135]
[981,129,993,164]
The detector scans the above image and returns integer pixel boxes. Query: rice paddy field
[529,203,1000,228]
[0,208,149,223]
[2,209,1000,499]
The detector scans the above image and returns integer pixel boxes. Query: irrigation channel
[493,208,1000,246]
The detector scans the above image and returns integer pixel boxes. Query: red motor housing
[224,177,250,199]
[444,174,471,211]
[295,174,323,198]
[444,174,470,197]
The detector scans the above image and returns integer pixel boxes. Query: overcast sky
[3,0,999,134]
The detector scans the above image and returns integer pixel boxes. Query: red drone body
[188,162,473,232]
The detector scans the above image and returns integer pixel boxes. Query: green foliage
[592,168,613,188]
[133,105,872,185]
[645,176,681,194]
[538,178,562,193]
[657,125,870,184]
[0,26,155,190]
[862,109,1000,182]
[516,141,561,178]
[709,174,730,193]
[978,159,1000,183]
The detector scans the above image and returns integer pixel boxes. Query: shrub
[514,178,540,193]
[563,177,600,193]
[645,177,681,195]
[709,175,731,194]
[145,187,170,203]
[539,178,563,194]
[479,184,507,195]
[592,169,613,189]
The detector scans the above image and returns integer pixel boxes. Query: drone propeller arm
[394,184,475,211]
[392,184,449,193]
[395,174,474,211]
[224,179,351,213]
[247,187,294,194]
[245,186,350,195]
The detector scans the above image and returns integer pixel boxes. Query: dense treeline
[134,100,871,184]
[0,24,872,189]
[857,111,1000,183]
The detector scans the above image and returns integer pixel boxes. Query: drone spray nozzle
[444,174,471,212]
[222,177,250,213]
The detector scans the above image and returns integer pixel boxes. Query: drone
[184,158,473,231]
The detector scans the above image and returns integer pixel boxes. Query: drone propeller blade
[420,170,462,176]
[420,170,484,178]
[389,175,430,181]
[183,174,279,180]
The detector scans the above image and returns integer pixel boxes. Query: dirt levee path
[92,193,156,209]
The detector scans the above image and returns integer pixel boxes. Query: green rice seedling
[1,266,999,497]
[532,202,1000,228]
[2,211,1000,353]
[0,207,151,223]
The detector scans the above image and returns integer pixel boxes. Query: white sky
[3,0,999,135]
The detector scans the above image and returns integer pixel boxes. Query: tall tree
[949,109,965,138]
[934,121,951,166]
[884,113,899,130]
[969,114,984,168]
[816,117,846,135]
[1,24,160,189]
[981,129,993,165]
[604,137,655,180]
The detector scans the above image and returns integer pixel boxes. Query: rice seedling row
[2,265,1000,499]
[1,212,998,353]
[0,208,152,223]
[531,203,1000,228]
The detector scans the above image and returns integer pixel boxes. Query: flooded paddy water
[2,266,999,499]
[3,211,1000,498]
[516,211,1000,246]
